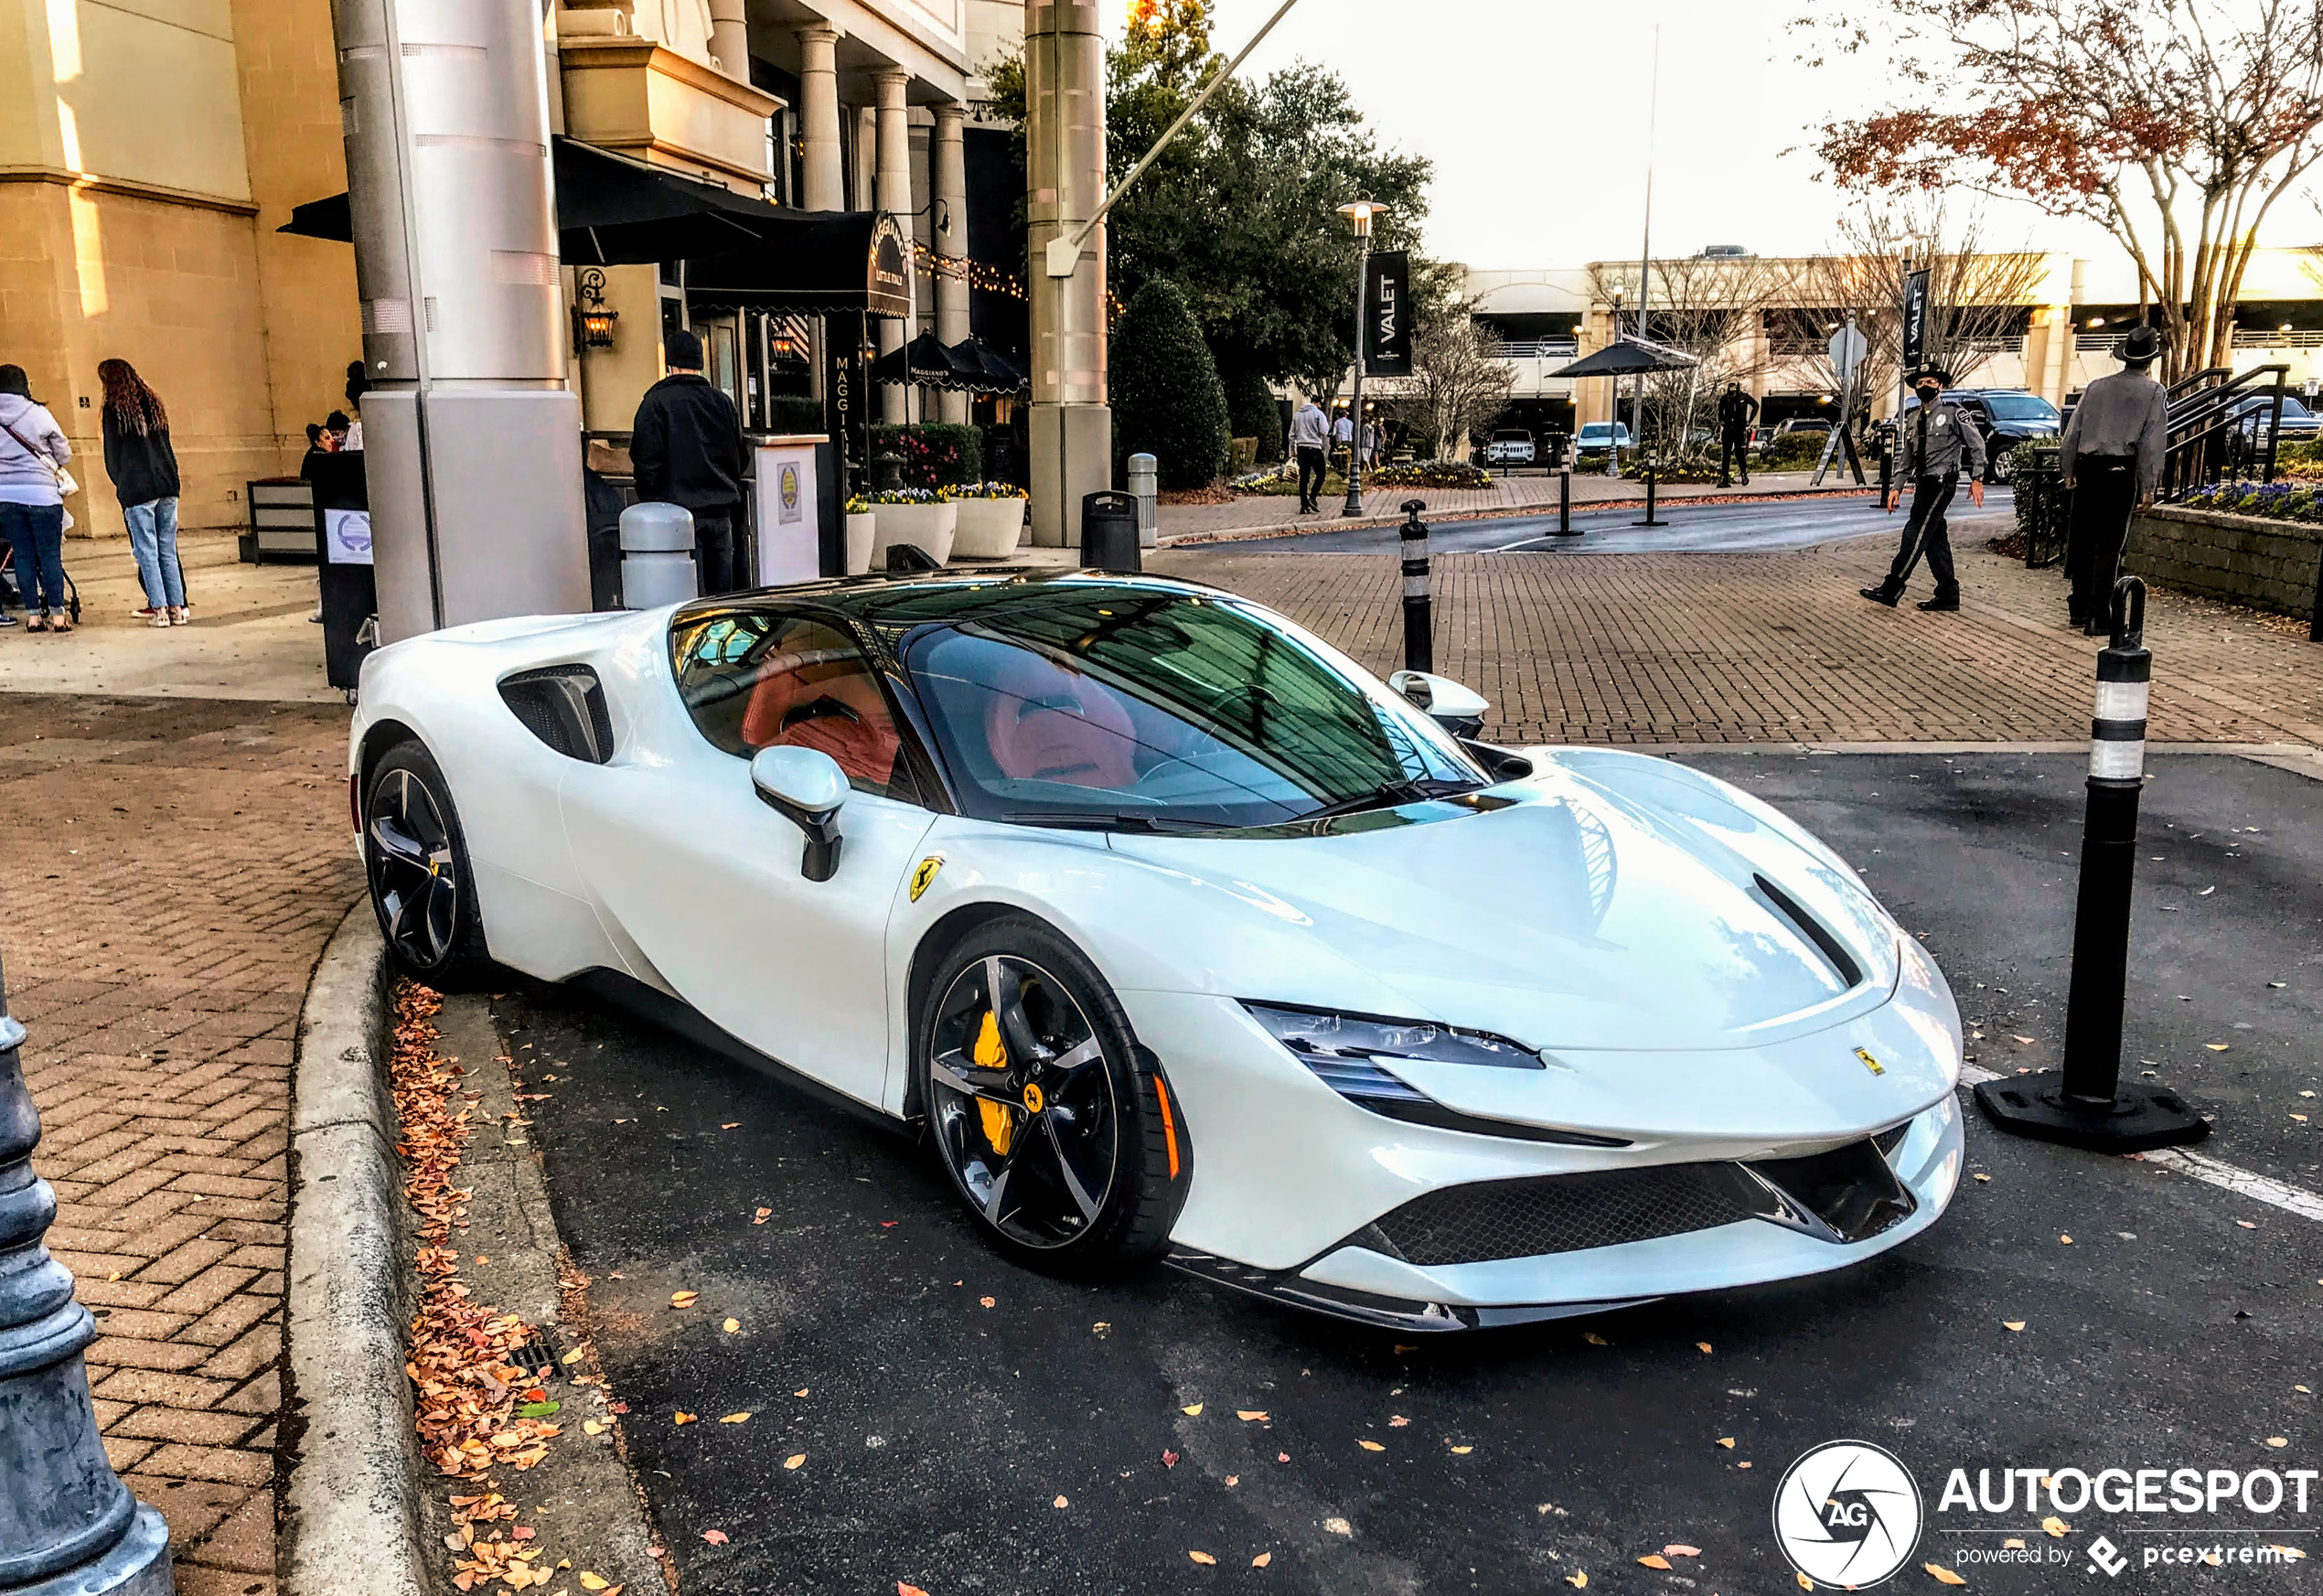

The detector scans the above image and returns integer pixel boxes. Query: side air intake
[498,666,615,765]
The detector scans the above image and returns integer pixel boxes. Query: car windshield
[900,589,1488,830]
[1579,423,1626,441]
[1982,393,2060,423]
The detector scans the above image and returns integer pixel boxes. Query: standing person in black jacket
[98,359,186,626]
[631,329,744,595]
[1715,382,1758,488]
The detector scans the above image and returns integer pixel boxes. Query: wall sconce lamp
[573,267,620,352]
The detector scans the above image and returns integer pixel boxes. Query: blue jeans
[123,497,184,607]
[0,502,67,615]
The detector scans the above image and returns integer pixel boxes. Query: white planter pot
[870,501,956,567]
[844,512,877,575]
[950,497,1027,559]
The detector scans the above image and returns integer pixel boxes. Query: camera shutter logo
[1772,1441,1923,1588]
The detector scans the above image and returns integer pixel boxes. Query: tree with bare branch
[1782,199,2056,417]
[1799,0,2323,382]
[1387,314,1515,462]
[1591,253,1787,460]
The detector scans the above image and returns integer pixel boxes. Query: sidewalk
[1157,467,1868,543]
[0,690,361,1593]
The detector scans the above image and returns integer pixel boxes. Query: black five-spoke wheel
[920,917,1184,1273]
[364,740,489,985]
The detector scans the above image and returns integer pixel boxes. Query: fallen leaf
[1664,1545,1701,1558]
[1973,1173,1991,1183]
[1238,1410,1269,1421]
[674,1412,697,1425]
[1451,1445,1473,1455]
[793,1389,809,1398]
[1252,1552,1272,1568]
[1277,1451,1290,1462]
[1925,1564,1968,1585]
[1225,1475,1239,1487]
[723,1319,740,1334]
[1696,1342,1712,1354]
[1566,1575,1589,1590]
[1359,1440,1386,1452]
[562,1349,586,1366]
[1189,1551,1216,1565]
[783,1453,806,1470]
[2002,1538,2025,1549]
[582,1420,604,1437]
[1391,1344,1418,1355]
[899,1586,929,1596]
[578,1578,608,1592]
[2060,1235,2073,1245]
[1797,1576,1815,1591]
[2207,1043,2231,1052]
[701,1530,729,1546]
[2241,1220,2260,1230]
[2268,1437,2290,1448]
[2042,1516,2070,1537]
[1162,1450,1180,1467]
[1053,1495,1068,1509]
[1388,1415,1409,1428]
[2003,1321,2026,1332]
[718,1412,751,1424]
[669,1291,698,1309]
[2012,1034,2035,1044]
[1583,1332,1611,1346]
[752,1208,771,1224]
[1323,1517,1352,1537]
[1183,1403,1204,1416]
[721,1121,741,1129]
[980,1296,996,1308]
[1639,1555,1673,1569]
[1739,1461,1752,1469]
[1717,1437,1737,1449]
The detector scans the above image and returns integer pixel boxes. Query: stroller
[0,540,81,627]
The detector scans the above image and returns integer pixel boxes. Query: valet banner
[1365,250,1412,377]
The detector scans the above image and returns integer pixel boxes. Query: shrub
[1370,461,1493,489]
[1111,280,1232,491]
[1222,369,1287,464]
[868,423,982,489]
[765,395,825,435]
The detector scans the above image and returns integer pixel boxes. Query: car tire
[363,738,496,990]
[917,915,1186,1277]
[1988,447,2013,485]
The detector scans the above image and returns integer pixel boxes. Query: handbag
[0,413,75,530]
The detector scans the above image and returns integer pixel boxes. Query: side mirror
[750,746,847,883]
[1389,669,1490,739]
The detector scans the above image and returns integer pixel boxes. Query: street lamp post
[1339,198,1387,518]
[0,954,174,1594]
[1607,284,1625,477]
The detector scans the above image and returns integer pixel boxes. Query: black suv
[1900,388,2061,483]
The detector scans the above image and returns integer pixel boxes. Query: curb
[1157,484,1879,548]
[279,903,427,1596]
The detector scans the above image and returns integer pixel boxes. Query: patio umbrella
[870,331,981,389]
[1546,336,1699,379]
[947,336,1028,395]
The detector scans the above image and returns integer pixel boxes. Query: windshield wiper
[1298,777,1481,822]
[999,810,1226,834]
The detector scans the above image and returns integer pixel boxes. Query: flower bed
[2182,479,2323,522]
[1367,461,1493,489]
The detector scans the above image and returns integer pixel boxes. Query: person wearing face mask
[1861,363,1986,612]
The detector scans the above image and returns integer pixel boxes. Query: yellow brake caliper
[972,1010,1015,1155]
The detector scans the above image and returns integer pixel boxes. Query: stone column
[707,0,748,82]
[1024,0,1111,546]
[873,67,914,424]
[796,26,843,212]
[933,102,971,426]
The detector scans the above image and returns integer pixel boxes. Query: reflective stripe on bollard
[1398,498,1432,675]
[1973,576,2211,1153]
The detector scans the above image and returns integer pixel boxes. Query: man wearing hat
[632,328,745,595]
[2060,324,2169,634]
[1861,363,1987,611]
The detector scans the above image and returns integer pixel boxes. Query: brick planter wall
[2126,504,2322,621]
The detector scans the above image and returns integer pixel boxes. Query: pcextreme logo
[1773,1441,1925,1589]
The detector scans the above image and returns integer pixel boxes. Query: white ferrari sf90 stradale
[348,569,1963,1330]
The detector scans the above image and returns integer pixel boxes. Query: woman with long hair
[0,362,72,632]
[98,358,186,625]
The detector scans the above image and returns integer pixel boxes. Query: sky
[1104,0,2139,269]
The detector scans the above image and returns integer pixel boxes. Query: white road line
[1959,1062,2323,1226]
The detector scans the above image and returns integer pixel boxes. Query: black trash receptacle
[1081,490,1140,573]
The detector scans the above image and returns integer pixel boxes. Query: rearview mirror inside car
[750,745,848,882]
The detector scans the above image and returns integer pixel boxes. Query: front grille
[1370,1164,1762,1266]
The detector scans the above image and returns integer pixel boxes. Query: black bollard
[1633,461,1667,528]
[1975,579,2212,1152]
[0,958,175,1595]
[1551,467,1581,537]
[1398,498,1433,674]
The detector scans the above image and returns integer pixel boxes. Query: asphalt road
[1206,486,2016,557]
[495,750,2321,1596]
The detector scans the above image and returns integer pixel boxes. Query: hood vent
[1753,873,1863,989]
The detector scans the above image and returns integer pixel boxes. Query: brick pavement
[0,691,360,1595]
[1153,529,2323,747]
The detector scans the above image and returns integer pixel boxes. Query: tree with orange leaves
[1801,0,2323,381]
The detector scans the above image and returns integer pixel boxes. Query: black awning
[276,135,843,267]
[870,331,979,389]
[1547,336,1701,379]
[682,212,913,319]
[948,336,1028,395]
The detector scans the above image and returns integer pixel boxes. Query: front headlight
[1241,1002,1545,1070]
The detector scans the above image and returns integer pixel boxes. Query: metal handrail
[2161,363,2289,500]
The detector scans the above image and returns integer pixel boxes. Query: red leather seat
[981,654,1139,788]
[739,647,899,787]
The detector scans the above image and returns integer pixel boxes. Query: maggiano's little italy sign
[1772,1441,2317,1587]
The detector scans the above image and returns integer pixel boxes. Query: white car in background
[349,570,1964,1330]
[1483,429,1536,467]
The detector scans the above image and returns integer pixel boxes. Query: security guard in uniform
[2061,324,2169,634]
[1861,364,1987,612]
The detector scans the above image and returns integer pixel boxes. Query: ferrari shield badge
[1855,1046,1885,1076]
[909,854,944,903]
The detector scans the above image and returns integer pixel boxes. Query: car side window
[669,610,913,801]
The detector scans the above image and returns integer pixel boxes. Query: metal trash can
[1080,490,1141,573]
[620,502,698,608]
